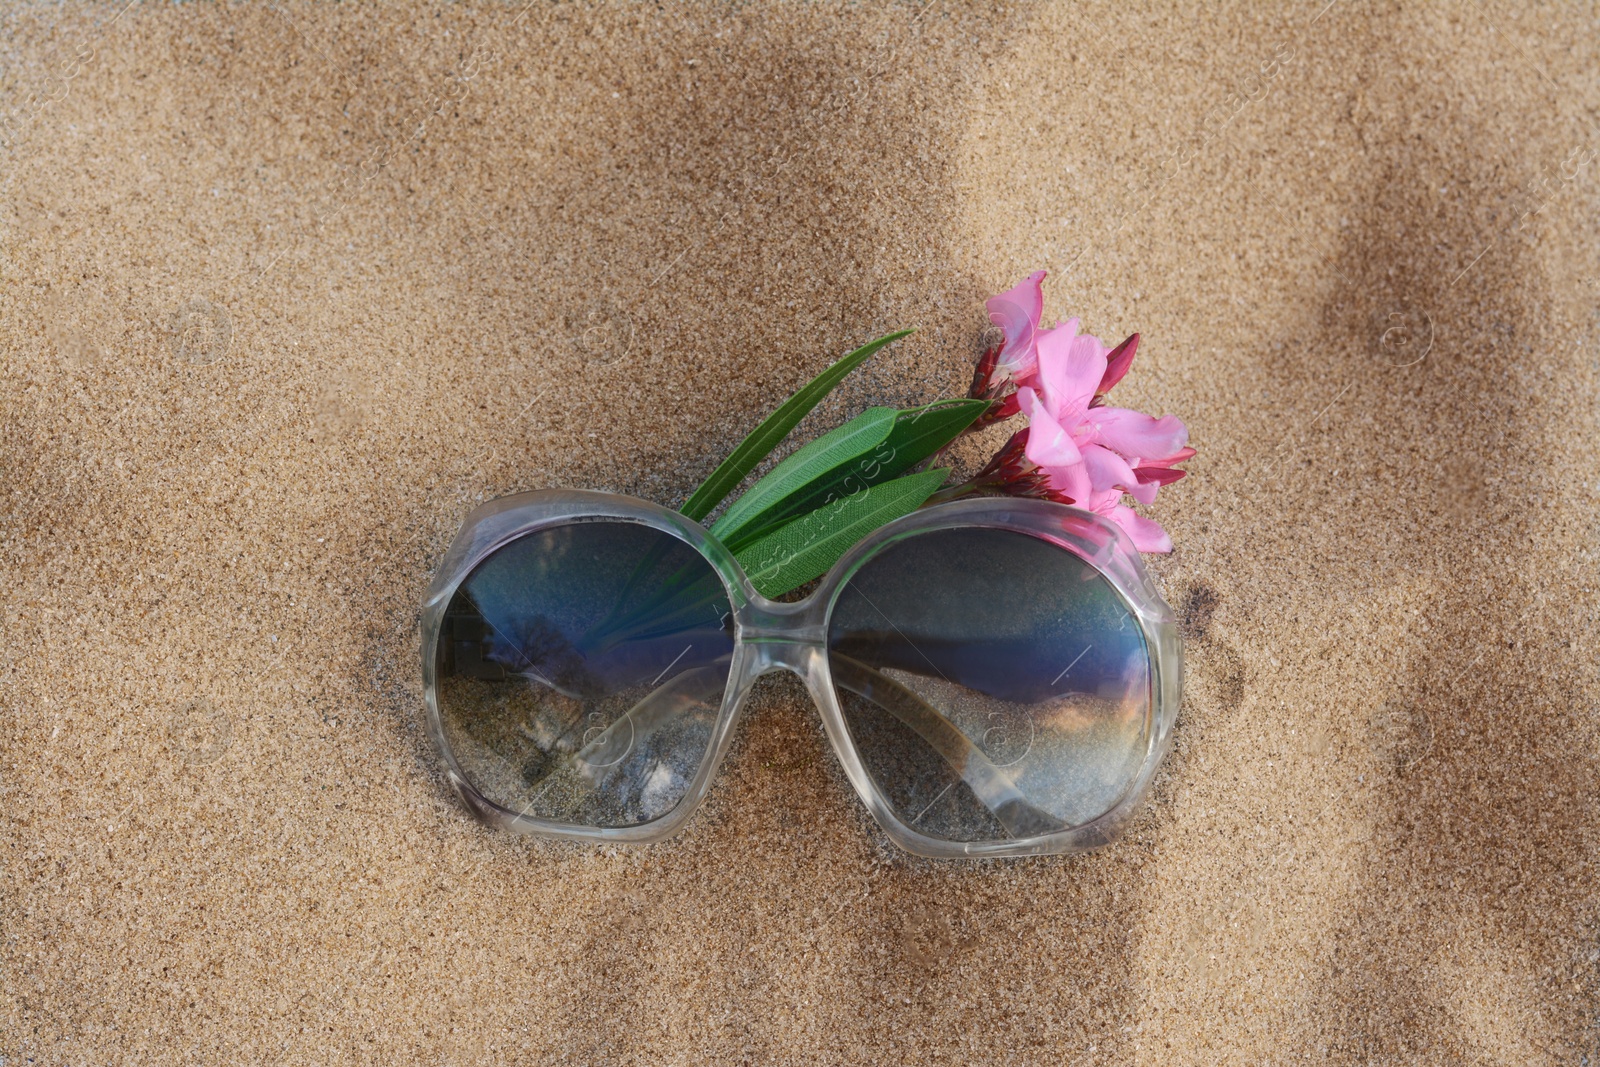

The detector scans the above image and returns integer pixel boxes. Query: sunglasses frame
[421,489,1182,858]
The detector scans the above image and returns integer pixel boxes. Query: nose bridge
[739,595,827,676]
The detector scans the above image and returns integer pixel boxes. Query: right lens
[433,519,734,828]
[827,525,1152,843]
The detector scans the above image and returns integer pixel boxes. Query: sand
[3,1,1598,1062]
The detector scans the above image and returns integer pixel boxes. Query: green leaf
[710,406,897,546]
[678,328,915,522]
[882,397,991,469]
[720,398,989,552]
[734,467,950,598]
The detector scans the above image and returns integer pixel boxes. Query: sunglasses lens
[433,521,734,828]
[827,526,1151,843]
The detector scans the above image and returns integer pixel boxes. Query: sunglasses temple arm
[828,654,1066,838]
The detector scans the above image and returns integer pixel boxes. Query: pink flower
[984,270,1047,383]
[969,272,1191,553]
[969,274,1041,426]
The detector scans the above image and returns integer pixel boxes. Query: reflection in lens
[827,526,1150,842]
[434,521,734,828]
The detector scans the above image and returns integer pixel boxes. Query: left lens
[826,525,1152,843]
[433,519,734,828]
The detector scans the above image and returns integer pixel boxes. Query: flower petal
[1041,459,1091,506]
[986,271,1047,382]
[1035,318,1107,421]
[1082,443,1138,490]
[1020,388,1083,468]
[1080,444,1159,504]
[1138,446,1196,469]
[1085,485,1126,513]
[1069,328,1112,369]
[1085,408,1188,460]
[1108,504,1173,553]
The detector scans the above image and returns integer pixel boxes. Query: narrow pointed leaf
[878,397,991,473]
[711,406,897,546]
[721,398,990,552]
[734,467,949,598]
[679,328,915,522]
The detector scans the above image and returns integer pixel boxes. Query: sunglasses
[421,490,1181,858]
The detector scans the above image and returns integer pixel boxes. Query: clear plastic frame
[421,490,1182,858]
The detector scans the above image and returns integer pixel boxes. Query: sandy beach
[3,1,1598,1062]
